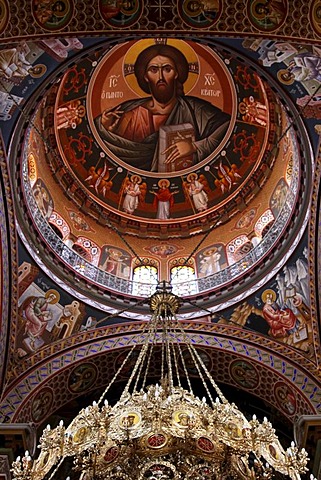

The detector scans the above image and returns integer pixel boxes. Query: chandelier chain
[97,319,152,405]
[11,283,310,480]
[165,313,175,394]
[161,334,165,382]
[174,318,227,404]
[175,330,194,395]
[169,326,182,389]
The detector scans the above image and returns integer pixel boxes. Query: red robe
[263,303,297,338]
[116,106,168,142]
[153,188,175,209]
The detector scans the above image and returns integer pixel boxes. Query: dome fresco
[45,38,277,230]
[16,37,310,312]
[1,4,321,473]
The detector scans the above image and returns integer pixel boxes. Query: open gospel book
[158,123,195,173]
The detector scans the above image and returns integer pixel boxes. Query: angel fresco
[183,173,208,212]
[67,209,93,232]
[85,161,113,197]
[214,161,241,193]
[120,175,146,215]
[94,43,231,173]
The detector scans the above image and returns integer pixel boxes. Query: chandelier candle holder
[12,282,309,480]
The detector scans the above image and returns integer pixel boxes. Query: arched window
[49,211,70,240]
[76,237,101,266]
[226,234,249,265]
[72,244,92,262]
[255,209,274,239]
[132,265,158,297]
[170,265,197,296]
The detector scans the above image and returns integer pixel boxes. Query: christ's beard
[149,81,176,104]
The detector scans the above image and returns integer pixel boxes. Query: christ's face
[144,55,178,104]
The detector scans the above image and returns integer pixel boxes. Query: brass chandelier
[12,282,309,480]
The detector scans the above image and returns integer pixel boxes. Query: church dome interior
[0,1,321,479]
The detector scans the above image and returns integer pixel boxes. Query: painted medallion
[54,38,273,226]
